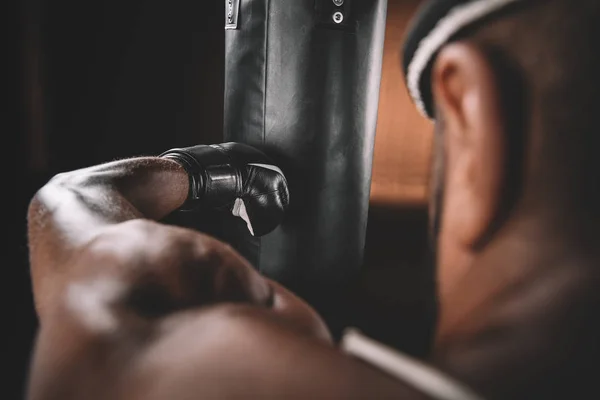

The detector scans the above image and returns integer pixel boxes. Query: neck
[432,208,600,398]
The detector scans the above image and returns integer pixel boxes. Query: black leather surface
[161,143,290,237]
[223,0,388,335]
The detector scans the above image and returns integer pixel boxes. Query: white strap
[341,329,485,400]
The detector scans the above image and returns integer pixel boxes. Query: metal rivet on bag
[332,11,344,24]
[227,0,234,23]
[332,0,345,6]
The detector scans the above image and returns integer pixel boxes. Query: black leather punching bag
[222,0,388,335]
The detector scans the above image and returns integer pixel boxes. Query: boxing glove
[160,142,289,237]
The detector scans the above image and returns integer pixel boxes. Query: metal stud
[332,11,344,24]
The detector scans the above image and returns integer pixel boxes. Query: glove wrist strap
[159,149,206,211]
[159,145,242,211]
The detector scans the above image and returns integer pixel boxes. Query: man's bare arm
[129,305,433,399]
[27,303,431,400]
[27,157,189,319]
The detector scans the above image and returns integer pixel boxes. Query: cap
[402,0,524,119]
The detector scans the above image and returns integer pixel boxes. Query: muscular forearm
[27,157,188,319]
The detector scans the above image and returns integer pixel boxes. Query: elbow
[28,171,87,219]
[34,172,79,198]
[27,176,61,225]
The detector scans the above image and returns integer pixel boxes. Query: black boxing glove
[159,142,289,237]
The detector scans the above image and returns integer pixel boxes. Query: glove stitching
[242,189,284,200]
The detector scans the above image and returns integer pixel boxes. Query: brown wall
[356,0,436,356]
[371,0,433,207]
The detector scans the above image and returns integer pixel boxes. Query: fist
[61,219,272,332]
[60,219,329,341]
[161,142,290,237]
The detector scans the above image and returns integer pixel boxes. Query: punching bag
[223,0,388,335]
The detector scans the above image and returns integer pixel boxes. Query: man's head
[404,0,600,297]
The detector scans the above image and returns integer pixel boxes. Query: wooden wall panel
[370,0,433,206]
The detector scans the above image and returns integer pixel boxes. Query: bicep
[128,305,429,399]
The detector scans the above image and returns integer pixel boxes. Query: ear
[432,42,507,249]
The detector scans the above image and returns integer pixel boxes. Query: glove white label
[232,198,255,236]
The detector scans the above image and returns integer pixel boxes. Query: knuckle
[192,236,226,264]
[193,237,247,271]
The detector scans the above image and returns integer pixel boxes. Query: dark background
[10,0,435,397]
